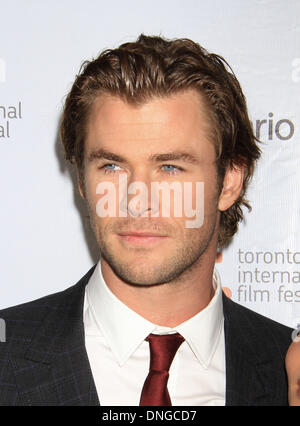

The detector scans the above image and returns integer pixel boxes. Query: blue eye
[101,163,121,173]
[162,165,182,173]
[99,163,182,174]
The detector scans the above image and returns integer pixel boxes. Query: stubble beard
[87,202,219,287]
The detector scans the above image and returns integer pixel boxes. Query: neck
[100,241,218,328]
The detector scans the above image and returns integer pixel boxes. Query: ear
[218,165,244,211]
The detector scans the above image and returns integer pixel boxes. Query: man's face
[81,89,222,286]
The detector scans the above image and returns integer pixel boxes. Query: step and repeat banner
[1,0,299,328]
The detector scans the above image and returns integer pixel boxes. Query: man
[0,34,292,406]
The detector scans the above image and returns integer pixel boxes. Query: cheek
[84,170,104,205]
[186,172,219,215]
[86,186,98,213]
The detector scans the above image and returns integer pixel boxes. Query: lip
[117,231,169,245]
[118,231,167,237]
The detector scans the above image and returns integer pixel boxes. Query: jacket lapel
[12,266,100,406]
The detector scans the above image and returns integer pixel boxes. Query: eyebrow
[87,149,200,165]
[88,149,125,163]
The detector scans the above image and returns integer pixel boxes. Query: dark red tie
[139,333,185,406]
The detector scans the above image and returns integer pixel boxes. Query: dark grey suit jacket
[0,265,293,406]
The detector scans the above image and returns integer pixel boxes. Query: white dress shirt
[83,262,226,406]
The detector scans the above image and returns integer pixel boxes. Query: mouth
[117,231,169,246]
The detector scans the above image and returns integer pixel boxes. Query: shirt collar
[85,261,223,369]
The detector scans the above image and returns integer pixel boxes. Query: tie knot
[145,333,185,372]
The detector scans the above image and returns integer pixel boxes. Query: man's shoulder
[0,265,96,356]
[222,295,292,406]
[222,293,293,353]
[0,265,96,318]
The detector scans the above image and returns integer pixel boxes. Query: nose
[119,170,159,218]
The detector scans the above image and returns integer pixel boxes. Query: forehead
[85,89,216,157]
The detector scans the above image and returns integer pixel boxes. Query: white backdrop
[1,0,299,328]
